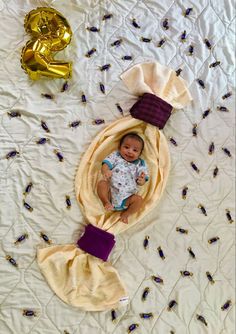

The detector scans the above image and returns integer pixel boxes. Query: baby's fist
[136,172,146,186]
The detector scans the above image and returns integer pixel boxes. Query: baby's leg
[97,180,113,210]
[120,194,143,224]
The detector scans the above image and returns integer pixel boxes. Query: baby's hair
[119,132,144,152]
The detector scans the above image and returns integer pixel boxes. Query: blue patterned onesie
[102,151,149,210]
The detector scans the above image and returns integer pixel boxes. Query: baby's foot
[120,211,129,224]
[104,202,114,211]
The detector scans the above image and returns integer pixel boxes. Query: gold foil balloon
[21,7,72,80]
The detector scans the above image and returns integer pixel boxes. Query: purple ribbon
[130,93,173,129]
[77,224,116,261]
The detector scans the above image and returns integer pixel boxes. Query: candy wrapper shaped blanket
[37,62,192,311]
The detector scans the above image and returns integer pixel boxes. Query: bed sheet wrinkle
[0,0,235,333]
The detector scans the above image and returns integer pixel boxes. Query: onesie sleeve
[102,151,119,170]
[137,159,149,181]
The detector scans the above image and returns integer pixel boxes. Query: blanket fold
[120,62,192,109]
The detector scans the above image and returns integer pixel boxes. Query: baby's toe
[120,213,129,224]
[104,202,114,211]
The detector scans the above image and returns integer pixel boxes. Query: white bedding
[0,0,235,333]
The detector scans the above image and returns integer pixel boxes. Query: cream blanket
[37,62,192,311]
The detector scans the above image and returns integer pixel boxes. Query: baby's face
[119,137,142,162]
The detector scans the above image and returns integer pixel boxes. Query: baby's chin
[120,153,138,162]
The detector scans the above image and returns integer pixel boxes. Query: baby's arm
[101,151,118,180]
[101,163,112,179]
[136,159,149,186]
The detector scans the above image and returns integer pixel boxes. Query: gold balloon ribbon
[21,7,72,80]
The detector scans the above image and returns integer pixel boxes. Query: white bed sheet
[0,0,235,333]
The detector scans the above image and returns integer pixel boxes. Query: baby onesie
[102,151,149,210]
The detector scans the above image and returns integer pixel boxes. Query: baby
[97,132,149,224]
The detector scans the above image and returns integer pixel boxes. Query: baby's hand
[103,169,112,180]
[136,172,146,186]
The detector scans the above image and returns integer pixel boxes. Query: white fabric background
[0,0,235,333]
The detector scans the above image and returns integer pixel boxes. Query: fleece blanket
[0,0,235,333]
[37,61,192,311]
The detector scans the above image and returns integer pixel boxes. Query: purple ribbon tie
[77,224,116,261]
[130,93,173,129]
